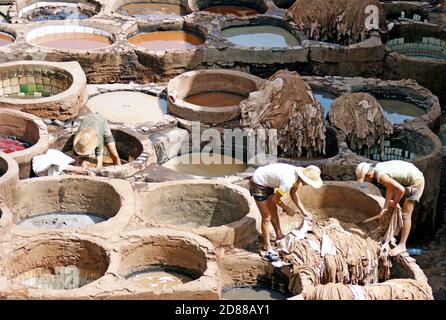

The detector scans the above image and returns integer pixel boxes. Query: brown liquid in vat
[0,32,13,47]
[184,91,246,107]
[31,32,112,50]
[128,31,204,51]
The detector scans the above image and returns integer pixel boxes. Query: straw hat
[73,128,98,156]
[355,162,372,183]
[296,165,323,188]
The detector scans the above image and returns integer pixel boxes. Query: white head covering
[296,165,323,188]
[356,162,372,183]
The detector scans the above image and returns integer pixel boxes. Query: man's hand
[389,200,399,209]
[379,208,388,227]
[284,207,295,217]
[106,142,122,166]
[96,155,103,169]
[301,209,313,220]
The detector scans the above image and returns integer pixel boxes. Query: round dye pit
[50,127,153,178]
[272,0,295,9]
[128,30,204,51]
[195,0,267,16]
[313,89,427,124]
[119,239,206,292]
[27,26,114,50]
[279,182,383,235]
[0,136,30,154]
[0,61,87,122]
[387,36,446,61]
[19,2,100,21]
[221,25,300,48]
[117,2,188,19]
[356,127,434,162]
[387,24,446,61]
[86,91,167,124]
[5,239,108,290]
[59,128,143,169]
[143,183,251,228]
[0,109,48,179]
[382,2,429,22]
[0,152,19,203]
[203,5,260,16]
[377,99,426,124]
[167,69,263,123]
[222,286,290,300]
[297,183,381,225]
[0,32,14,47]
[0,63,72,98]
[162,152,249,177]
[11,177,122,230]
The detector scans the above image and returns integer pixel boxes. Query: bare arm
[105,142,122,166]
[96,155,103,169]
[271,191,294,216]
[290,185,312,218]
[380,174,405,209]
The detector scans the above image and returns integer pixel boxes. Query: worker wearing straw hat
[73,113,121,169]
[249,164,323,261]
[356,161,425,256]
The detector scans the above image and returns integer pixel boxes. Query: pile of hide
[286,0,386,45]
[303,279,433,300]
[240,70,326,158]
[278,218,381,295]
[327,92,393,155]
[274,207,432,299]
